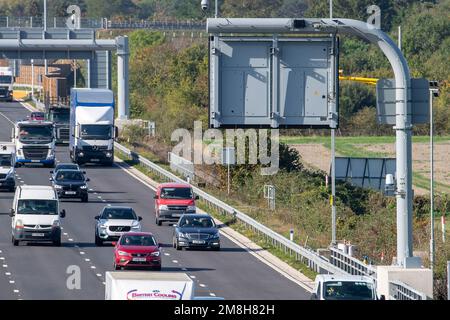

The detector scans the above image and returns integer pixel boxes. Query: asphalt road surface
[0,101,311,300]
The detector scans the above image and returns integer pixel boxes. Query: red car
[113,232,161,270]
[154,182,198,226]
[29,112,45,121]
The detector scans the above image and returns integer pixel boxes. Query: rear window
[160,187,193,199]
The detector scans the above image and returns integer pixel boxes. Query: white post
[31,59,34,98]
[215,0,219,18]
[442,215,445,244]
[117,36,130,119]
[430,89,434,273]
[290,229,294,242]
[331,129,336,245]
[44,0,47,31]
[398,25,401,51]
[73,60,77,88]
[227,150,230,195]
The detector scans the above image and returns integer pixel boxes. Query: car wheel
[156,217,162,226]
[212,246,221,251]
[95,234,103,246]
[172,237,176,248]
[12,236,19,246]
[81,195,88,202]
[53,238,61,247]
[153,265,162,271]
[114,263,121,270]
[175,239,181,251]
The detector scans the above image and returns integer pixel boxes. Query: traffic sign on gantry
[209,36,338,128]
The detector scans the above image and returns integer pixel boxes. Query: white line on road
[189,275,196,279]
[13,290,19,293]
[199,284,206,288]
[164,253,170,256]
[172,260,178,264]
[209,293,216,296]
[63,233,68,236]
[0,257,4,260]
[5,272,11,276]
[96,273,102,277]
[68,238,73,242]
[90,266,96,269]
[2,264,7,268]
[84,258,90,262]
[79,252,85,255]
[9,280,14,284]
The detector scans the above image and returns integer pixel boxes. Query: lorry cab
[0,66,14,102]
[0,142,16,192]
[10,185,65,246]
[311,275,381,300]
[13,120,56,168]
[46,106,70,144]
[154,183,198,226]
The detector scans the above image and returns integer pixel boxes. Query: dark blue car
[173,214,220,251]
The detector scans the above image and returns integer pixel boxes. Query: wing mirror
[94,215,100,220]
[111,241,117,246]
[60,209,66,218]
[9,208,15,217]
[158,243,161,248]
[138,216,143,221]
[379,295,386,300]
[49,177,53,181]
[153,195,158,199]
[195,195,200,200]
[82,171,86,174]
[50,170,54,174]
[173,224,178,227]
[85,178,90,182]
[310,293,318,300]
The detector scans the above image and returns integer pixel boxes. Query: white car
[95,206,142,246]
[311,275,382,300]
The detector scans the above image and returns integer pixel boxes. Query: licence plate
[32,233,45,237]
[192,240,205,244]
[91,159,100,162]
[132,257,146,262]
[65,191,77,195]
[31,160,40,163]
[172,213,182,217]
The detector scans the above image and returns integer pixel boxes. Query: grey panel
[367,159,383,178]
[221,70,244,117]
[335,158,349,178]
[304,69,328,117]
[244,70,269,117]
[221,42,269,68]
[279,68,304,117]
[376,78,429,124]
[280,42,328,68]
[89,51,111,89]
[349,158,366,178]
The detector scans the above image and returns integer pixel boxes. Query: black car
[173,214,220,251]
[50,169,89,202]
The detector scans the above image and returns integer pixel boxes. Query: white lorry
[0,142,16,191]
[13,120,56,168]
[105,272,194,300]
[69,88,116,166]
[10,185,66,246]
[0,66,14,102]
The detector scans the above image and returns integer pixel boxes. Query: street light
[429,81,439,273]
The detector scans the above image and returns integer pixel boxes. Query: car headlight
[178,232,188,238]
[54,184,62,189]
[187,205,196,212]
[78,152,84,157]
[105,152,112,158]
[52,220,60,227]
[117,250,131,257]
[15,219,24,229]
[131,221,141,229]
[17,150,22,156]
[80,185,87,189]
[150,251,160,257]
[159,205,168,211]
[211,232,220,239]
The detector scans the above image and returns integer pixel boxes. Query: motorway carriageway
[0,102,310,300]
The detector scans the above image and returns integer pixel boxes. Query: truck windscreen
[19,125,53,143]
[0,75,12,84]
[80,125,111,140]
[323,281,374,300]
[0,154,12,167]
[50,111,70,123]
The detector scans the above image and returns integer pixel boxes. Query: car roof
[120,232,154,237]
[18,185,57,200]
[55,169,82,173]
[103,206,133,210]
[158,182,192,188]
[56,163,78,167]
[315,275,374,283]
[180,213,213,218]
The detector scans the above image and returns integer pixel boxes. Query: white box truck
[0,142,16,191]
[69,88,116,166]
[13,120,56,168]
[105,272,194,300]
[0,66,14,102]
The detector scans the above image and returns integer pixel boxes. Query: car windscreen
[17,200,58,215]
[179,217,215,228]
[323,281,374,300]
[80,125,111,140]
[0,154,12,167]
[50,111,69,122]
[19,125,53,143]
[56,171,84,181]
[120,235,156,246]
[31,112,45,118]
[160,187,193,199]
[102,208,136,220]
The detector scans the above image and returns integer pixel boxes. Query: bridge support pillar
[117,36,129,119]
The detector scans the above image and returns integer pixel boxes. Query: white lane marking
[172,260,178,264]
[88,189,94,192]
[102,282,106,285]
[63,233,68,236]
[60,227,64,230]
[84,258,90,262]
[164,253,170,256]
[0,111,15,125]
[107,204,111,206]
[0,250,2,253]
[68,238,73,242]
[189,275,196,279]
[9,280,15,284]
[209,292,216,297]
[102,199,106,202]
[2,264,7,268]
[181,268,187,271]
[97,196,102,199]
[5,272,11,276]
[199,284,206,288]
[96,273,102,277]
[94,192,98,195]
[0,257,4,260]
[13,290,19,293]
[90,266,96,269]
[79,251,85,255]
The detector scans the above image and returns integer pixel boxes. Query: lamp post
[429,81,439,273]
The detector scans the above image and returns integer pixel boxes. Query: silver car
[95,206,142,246]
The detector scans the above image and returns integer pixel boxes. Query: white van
[10,185,66,246]
[311,275,383,300]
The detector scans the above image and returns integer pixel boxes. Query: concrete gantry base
[376,265,433,300]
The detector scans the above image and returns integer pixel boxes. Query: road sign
[209,36,338,128]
